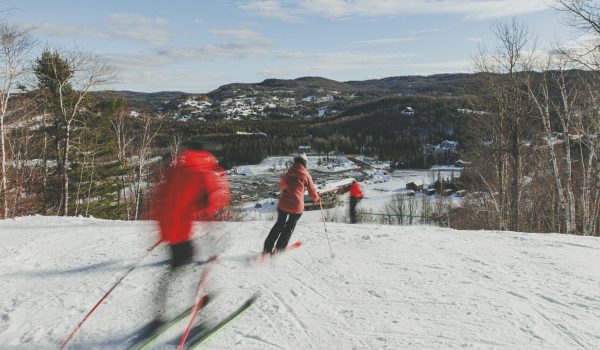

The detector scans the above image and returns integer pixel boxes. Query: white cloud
[466,37,483,42]
[189,28,275,58]
[195,18,204,24]
[37,13,173,46]
[109,28,276,64]
[103,52,177,70]
[409,28,445,34]
[354,37,418,45]
[269,50,416,73]
[210,28,273,45]
[240,0,303,23]
[115,69,226,93]
[107,13,169,27]
[396,59,473,72]
[241,0,550,21]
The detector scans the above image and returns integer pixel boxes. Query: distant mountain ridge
[94,73,481,121]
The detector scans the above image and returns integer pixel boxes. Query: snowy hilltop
[1,216,599,349]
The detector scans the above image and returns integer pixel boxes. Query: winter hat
[294,153,308,167]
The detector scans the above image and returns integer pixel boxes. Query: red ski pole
[59,239,162,350]
[178,255,220,350]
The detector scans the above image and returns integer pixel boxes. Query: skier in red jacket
[263,153,320,255]
[348,180,363,223]
[151,142,230,325]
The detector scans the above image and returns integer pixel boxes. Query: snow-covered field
[231,156,358,176]
[1,216,600,349]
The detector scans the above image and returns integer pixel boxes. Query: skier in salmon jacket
[263,153,320,255]
[151,142,230,324]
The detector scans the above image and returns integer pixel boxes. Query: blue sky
[7,0,578,93]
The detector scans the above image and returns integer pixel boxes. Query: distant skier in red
[347,180,363,223]
[151,142,230,325]
[263,153,320,255]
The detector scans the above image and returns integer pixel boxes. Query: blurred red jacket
[350,182,363,199]
[154,150,230,245]
[277,163,320,214]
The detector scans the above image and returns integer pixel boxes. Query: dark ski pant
[263,208,302,254]
[154,241,194,321]
[350,197,359,224]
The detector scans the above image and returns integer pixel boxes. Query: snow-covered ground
[231,156,358,176]
[1,216,600,349]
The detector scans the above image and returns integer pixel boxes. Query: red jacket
[154,150,230,245]
[277,163,320,214]
[349,182,363,199]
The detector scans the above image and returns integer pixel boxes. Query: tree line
[451,5,600,236]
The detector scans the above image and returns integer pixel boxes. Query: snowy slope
[1,216,600,349]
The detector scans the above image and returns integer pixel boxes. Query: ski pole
[318,201,335,258]
[178,254,220,350]
[59,239,162,350]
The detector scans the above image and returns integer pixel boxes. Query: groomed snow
[1,216,600,349]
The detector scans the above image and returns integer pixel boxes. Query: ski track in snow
[1,216,600,349]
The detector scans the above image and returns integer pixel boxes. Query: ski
[129,254,219,350]
[125,304,195,350]
[183,294,259,349]
[254,241,302,265]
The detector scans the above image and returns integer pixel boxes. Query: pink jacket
[277,163,320,214]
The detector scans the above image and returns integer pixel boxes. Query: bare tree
[132,116,160,220]
[473,18,536,231]
[0,22,34,218]
[526,56,579,234]
[578,84,600,234]
[112,110,134,219]
[556,0,600,234]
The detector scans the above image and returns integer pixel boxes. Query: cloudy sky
[8,0,577,93]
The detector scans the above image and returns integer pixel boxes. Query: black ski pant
[263,208,302,254]
[154,241,195,321]
[350,197,359,224]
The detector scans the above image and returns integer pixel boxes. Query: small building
[316,107,327,117]
[455,159,472,167]
[442,189,454,196]
[426,188,436,196]
[406,180,424,192]
[401,107,415,116]
[439,140,459,151]
[455,190,467,197]
[298,145,311,153]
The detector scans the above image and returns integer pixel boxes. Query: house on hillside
[401,107,415,116]
[455,159,471,167]
[423,140,459,154]
[299,145,312,153]
[439,140,459,150]
[317,107,327,117]
[406,180,424,192]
